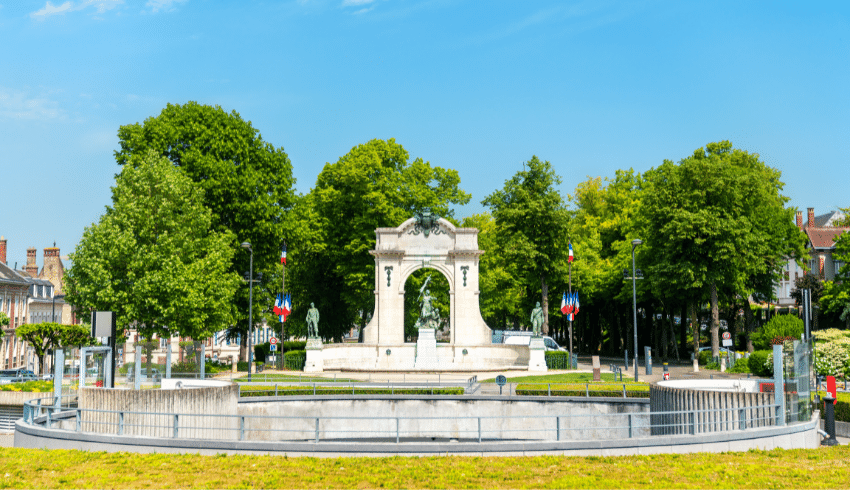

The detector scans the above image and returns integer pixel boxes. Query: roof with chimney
[807,227,850,250]
[812,210,845,228]
[0,261,30,287]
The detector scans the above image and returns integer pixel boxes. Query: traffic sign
[270,344,277,352]
[495,375,507,386]
[270,337,278,345]
[722,332,731,340]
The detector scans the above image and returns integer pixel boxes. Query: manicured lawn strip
[1,446,848,488]
[516,383,650,398]
[239,386,465,396]
[0,380,53,392]
[234,374,357,383]
[481,373,626,383]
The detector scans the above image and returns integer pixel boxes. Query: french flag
[281,293,292,322]
[573,293,580,315]
[560,292,568,315]
[568,243,574,263]
[280,243,287,265]
[273,293,283,317]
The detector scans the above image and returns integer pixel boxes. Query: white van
[503,334,565,351]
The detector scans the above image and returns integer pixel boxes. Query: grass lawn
[1,446,848,488]
[481,373,639,384]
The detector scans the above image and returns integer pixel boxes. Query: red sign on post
[270,337,278,345]
[827,375,838,405]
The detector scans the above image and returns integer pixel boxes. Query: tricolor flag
[573,293,580,315]
[568,243,574,263]
[280,243,287,265]
[560,292,568,314]
[281,293,292,322]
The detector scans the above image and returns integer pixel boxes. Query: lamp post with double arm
[631,239,642,382]
[241,242,254,381]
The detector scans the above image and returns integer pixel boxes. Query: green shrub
[283,341,306,352]
[698,350,713,365]
[544,351,571,369]
[239,386,464,397]
[726,358,752,373]
[0,380,53,392]
[515,383,649,398]
[236,361,249,372]
[752,314,803,350]
[748,350,773,377]
[284,350,306,371]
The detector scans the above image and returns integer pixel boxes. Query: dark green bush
[698,350,713,365]
[283,341,306,352]
[236,361,249,372]
[544,351,571,369]
[751,314,804,350]
[748,350,773,377]
[284,350,306,371]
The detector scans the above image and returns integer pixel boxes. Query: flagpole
[568,241,574,370]
[281,241,286,368]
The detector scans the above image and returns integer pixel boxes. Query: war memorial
[12,214,822,456]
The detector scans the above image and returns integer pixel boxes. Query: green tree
[638,141,805,357]
[303,138,470,340]
[483,156,569,335]
[65,150,241,341]
[17,322,60,375]
[822,231,850,327]
[114,102,297,355]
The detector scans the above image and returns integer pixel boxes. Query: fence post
[622,384,627,398]
[628,414,633,438]
[240,416,245,441]
[396,418,400,443]
[313,383,316,395]
[586,384,589,398]
[556,417,560,441]
[46,409,51,428]
[315,418,320,443]
[119,412,124,435]
[173,414,179,438]
[478,417,482,443]
[548,384,551,397]
[739,408,746,430]
[75,409,81,432]
[275,384,278,397]
[689,412,695,435]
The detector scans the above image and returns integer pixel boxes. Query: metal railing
[22,396,783,443]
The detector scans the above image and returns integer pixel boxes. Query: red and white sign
[270,337,278,345]
[722,332,731,340]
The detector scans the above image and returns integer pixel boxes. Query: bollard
[822,395,839,446]
[663,362,669,381]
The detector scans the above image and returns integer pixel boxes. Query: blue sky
[1,0,848,269]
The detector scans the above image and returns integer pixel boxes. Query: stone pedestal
[304,338,324,373]
[592,356,601,381]
[528,337,547,372]
[414,328,438,370]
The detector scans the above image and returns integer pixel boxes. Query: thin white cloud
[0,87,66,121]
[146,0,188,13]
[30,0,122,19]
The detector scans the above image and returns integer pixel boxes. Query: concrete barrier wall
[77,385,239,440]
[650,384,775,436]
[237,396,649,441]
[320,344,528,371]
[1,391,54,433]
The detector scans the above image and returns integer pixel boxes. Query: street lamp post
[241,242,254,381]
[631,239,642,382]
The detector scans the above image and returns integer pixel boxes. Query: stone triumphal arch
[362,213,491,345]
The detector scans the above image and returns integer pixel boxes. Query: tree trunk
[239,331,248,363]
[661,305,669,361]
[710,282,720,357]
[541,273,549,335]
[690,301,699,358]
[743,297,755,353]
[669,311,680,361]
[679,304,688,355]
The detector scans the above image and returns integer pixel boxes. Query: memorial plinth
[414,328,439,370]
[528,337,547,371]
[304,338,324,373]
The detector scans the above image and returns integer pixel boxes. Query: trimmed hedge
[544,351,571,369]
[284,350,306,371]
[239,386,465,397]
[748,350,773,377]
[819,392,850,423]
[515,383,650,398]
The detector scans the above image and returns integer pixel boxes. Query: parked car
[127,368,161,381]
[0,369,40,384]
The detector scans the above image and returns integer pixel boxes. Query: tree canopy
[65,150,240,340]
[482,156,569,334]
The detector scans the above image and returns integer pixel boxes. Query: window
[836,260,846,277]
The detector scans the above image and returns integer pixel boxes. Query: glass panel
[782,339,813,423]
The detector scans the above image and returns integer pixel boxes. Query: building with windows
[774,208,848,306]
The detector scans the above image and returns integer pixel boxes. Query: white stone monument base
[528,337,547,372]
[304,338,324,373]
[414,328,439,370]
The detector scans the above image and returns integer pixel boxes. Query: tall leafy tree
[114,102,297,349]
[65,150,241,341]
[17,323,95,375]
[482,156,569,335]
[638,141,805,356]
[822,231,850,326]
[304,138,470,340]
